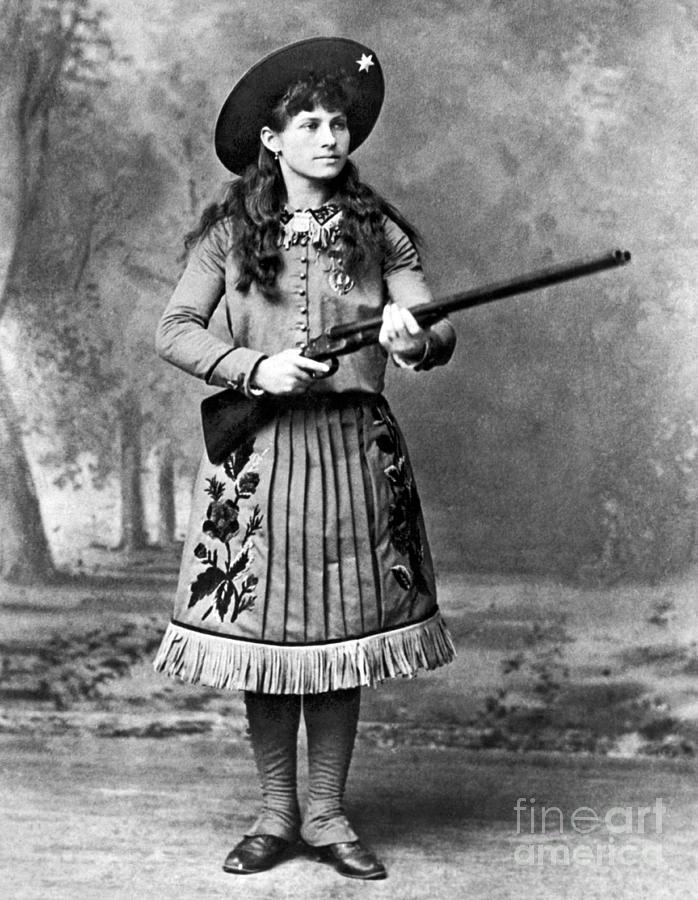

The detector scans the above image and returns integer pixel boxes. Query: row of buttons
[295,253,309,348]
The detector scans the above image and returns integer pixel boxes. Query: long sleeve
[155,220,266,393]
[382,217,456,370]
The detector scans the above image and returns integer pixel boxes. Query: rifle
[201,249,631,464]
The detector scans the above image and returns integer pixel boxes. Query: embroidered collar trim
[278,204,342,249]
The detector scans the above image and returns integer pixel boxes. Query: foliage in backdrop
[0,0,696,581]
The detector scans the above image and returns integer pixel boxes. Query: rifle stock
[200,249,631,463]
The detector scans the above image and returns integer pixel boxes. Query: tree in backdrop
[0,0,202,569]
[0,0,116,580]
[14,54,212,554]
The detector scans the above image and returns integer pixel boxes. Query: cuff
[391,337,431,371]
[422,319,456,369]
[205,347,268,397]
[245,356,267,398]
[391,319,456,371]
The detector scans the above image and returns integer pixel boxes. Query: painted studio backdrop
[0,0,696,584]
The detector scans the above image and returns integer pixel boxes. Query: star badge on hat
[357,53,375,73]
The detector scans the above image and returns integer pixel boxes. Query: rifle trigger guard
[319,356,339,378]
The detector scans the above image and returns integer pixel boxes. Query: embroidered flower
[189,440,264,624]
[387,498,414,557]
[373,406,427,593]
[203,498,240,543]
[237,471,260,497]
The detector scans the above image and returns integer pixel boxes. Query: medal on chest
[278,205,355,296]
[327,249,355,295]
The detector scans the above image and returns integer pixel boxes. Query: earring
[274,151,280,162]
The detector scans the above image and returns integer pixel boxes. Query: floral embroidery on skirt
[154,393,454,693]
[188,437,264,625]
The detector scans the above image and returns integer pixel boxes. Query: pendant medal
[328,268,355,295]
[328,248,354,295]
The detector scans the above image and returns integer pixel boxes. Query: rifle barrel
[326,249,631,342]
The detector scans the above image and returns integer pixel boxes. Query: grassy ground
[1,550,697,756]
[2,552,697,899]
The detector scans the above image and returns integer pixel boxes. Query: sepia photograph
[0,1,696,898]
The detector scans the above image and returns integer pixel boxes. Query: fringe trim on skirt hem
[152,612,455,694]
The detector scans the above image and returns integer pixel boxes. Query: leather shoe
[314,840,387,880]
[222,834,290,875]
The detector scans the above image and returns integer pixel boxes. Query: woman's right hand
[250,348,331,395]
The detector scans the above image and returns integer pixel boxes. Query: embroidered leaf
[188,566,225,608]
[230,579,258,622]
[391,565,413,590]
[229,547,250,579]
[232,436,256,480]
[205,476,226,501]
[236,594,256,617]
[215,580,234,620]
[243,505,264,542]
[384,464,401,485]
[412,540,425,568]
[376,433,395,454]
[193,542,208,560]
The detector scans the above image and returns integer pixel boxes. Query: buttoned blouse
[155,214,456,395]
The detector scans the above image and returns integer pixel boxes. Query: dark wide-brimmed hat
[214,37,384,174]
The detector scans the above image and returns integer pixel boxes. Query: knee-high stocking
[244,691,301,842]
[301,687,361,846]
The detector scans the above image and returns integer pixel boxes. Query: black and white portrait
[1,2,696,898]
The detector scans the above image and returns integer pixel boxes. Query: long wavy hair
[186,72,421,299]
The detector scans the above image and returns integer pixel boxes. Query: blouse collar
[278,203,342,249]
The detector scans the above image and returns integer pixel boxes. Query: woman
[153,37,456,881]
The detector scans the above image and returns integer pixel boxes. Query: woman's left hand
[379,303,428,362]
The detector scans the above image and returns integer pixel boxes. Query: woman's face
[262,104,350,187]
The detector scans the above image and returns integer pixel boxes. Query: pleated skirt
[153,392,454,693]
